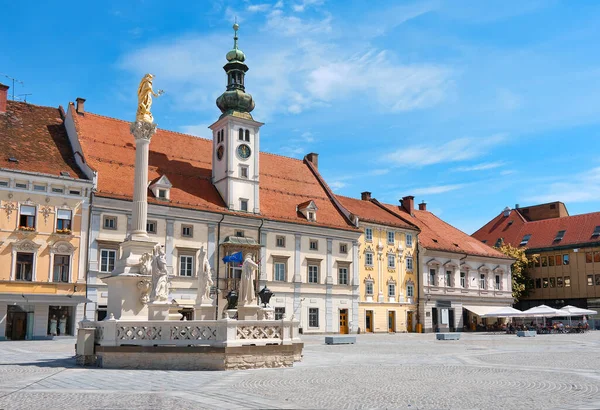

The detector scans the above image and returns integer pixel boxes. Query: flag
[223,251,243,263]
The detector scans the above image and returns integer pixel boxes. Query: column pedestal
[238,305,260,320]
[148,302,171,321]
[258,307,275,320]
[105,274,151,320]
[194,304,216,320]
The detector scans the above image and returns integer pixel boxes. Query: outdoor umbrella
[522,305,565,328]
[482,306,524,317]
[560,305,597,326]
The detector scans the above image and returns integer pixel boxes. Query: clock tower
[210,23,263,213]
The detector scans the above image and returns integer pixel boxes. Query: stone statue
[239,253,258,306]
[197,247,214,304]
[136,74,163,123]
[150,244,169,303]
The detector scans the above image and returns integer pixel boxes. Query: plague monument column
[105,74,168,320]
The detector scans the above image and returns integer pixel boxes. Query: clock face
[237,144,251,159]
[217,145,224,161]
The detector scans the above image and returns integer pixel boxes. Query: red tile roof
[378,202,511,260]
[69,104,355,231]
[0,101,87,179]
[472,207,600,250]
[336,195,418,230]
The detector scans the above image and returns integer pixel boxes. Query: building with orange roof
[336,192,420,333]
[473,202,600,322]
[377,197,514,333]
[61,26,361,333]
[0,84,94,340]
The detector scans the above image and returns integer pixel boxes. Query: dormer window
[297,200,318,222]
[150,175,172,201]
[593,226,600,237]
[554,230,566,242]
[520,234,531,246]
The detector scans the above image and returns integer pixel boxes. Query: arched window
[238,128,244,141]
[245,129,250,142]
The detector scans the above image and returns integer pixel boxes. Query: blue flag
[223,251,243,263]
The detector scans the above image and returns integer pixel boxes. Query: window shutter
[57,209,72,219]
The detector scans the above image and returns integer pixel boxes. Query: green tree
[495,241,537,302]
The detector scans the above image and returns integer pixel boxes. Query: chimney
[400,195,414,214]
[306,152,319,169]
[418,201,427,211]
[515,204,520,209]
[361,191,372,201]
[0,83,9,114]
[75,97,86,114]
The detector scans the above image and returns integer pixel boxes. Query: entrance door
[388,311,396,333]
[339,309,349,334]
[7,311,27,340]
[365,310,373,333]
[448,309,455,331]
[407,311,414,333]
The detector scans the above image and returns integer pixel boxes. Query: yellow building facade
[337,194,419,333]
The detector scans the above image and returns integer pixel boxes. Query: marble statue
[150,244,169,303]
[58,315,67,335]
[49,315,58,336]
[136,74,163,123]
[239,253,258,306]
[197,247,214,304]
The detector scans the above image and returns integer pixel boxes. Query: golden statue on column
[136,74,164,123]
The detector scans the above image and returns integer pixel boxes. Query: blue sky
[2,0,600,234]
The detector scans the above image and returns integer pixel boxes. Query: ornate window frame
[11,239,41,281]
[49,241,76,283]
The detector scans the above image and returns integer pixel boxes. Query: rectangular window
[565,276,571,287]
[549,255,555,267]
[339,243,348,254]
[495,275,500,290]
[338,267,349,285]
[103,216,117,230]
[586,252,592,263]
[274,262,286,281]
[429,269,436,285]
[0,180,8,187]
[52,187,64,193]
[308,265,319,283]
[460,272,466,288]
[33,184,46,192]
[543,278,549,288]
[407,284,414,297]
[69,190,80,196]
[555,255,561,266]
[587,275,593,286]
[15,253,34,281]
[146,220,157,234]
[181,224,193,238]
[480,274,486,289]
[554,230,566,242]
[549,277,555,288]
[239,165,249,179]
[308,308,319,328]
[557,277,563,288]
[275,307,285,320]
[56,209,72,231]
[494,238,503,248]
[53,255,70,282]
[596,274,600,286]
[235,230,244,237]
[388,283,396,297]
[365,228,373,241]
[406,257,413,270]
[387,254,395,269]
[365,252,374,267]
[309,239,318,251]
[100,249,116,272]
[406,234,413,247]
[445,270,452,287]
[520,234,531,246]
[563,254,569,265]
[179,255,194,277]
[365,281,374,295]
[594,252,600,263]
[276,235,285,248]
[541,256,547,267]
[19,205,36,229]
[158,189,167,199]
[535,278,541,288]
[15,182,27,189]
[240,199,248,212]
[387,231,395,244]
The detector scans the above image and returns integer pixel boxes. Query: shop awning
[0,293,91,305]
[220,236,262,247]
[463,305,504,317]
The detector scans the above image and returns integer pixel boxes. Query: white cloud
[525,167,600,204]
[247,3,272,13]
[180,124,210,138]
[385,133,507,167]
[329,181,347,190]
[452,161,505,172]
[412,184,465,195]
[292,0,324,12]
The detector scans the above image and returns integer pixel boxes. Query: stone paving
[1,332,600,409]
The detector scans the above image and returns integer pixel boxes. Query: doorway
[339,309,349,334]
[407,311,414,332]
[432,307,438,332]
[6,306,28,340]
[365,310,373,333]
[448,309,455,331]
[388,311,396,333]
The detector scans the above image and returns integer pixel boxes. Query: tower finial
[233,21,239,49]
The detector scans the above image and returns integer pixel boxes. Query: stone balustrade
[88,318,300,348]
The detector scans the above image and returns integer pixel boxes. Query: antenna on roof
[17,93,32,102]
[0,73,24,101]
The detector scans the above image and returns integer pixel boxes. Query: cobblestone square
[1,332,600,409]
